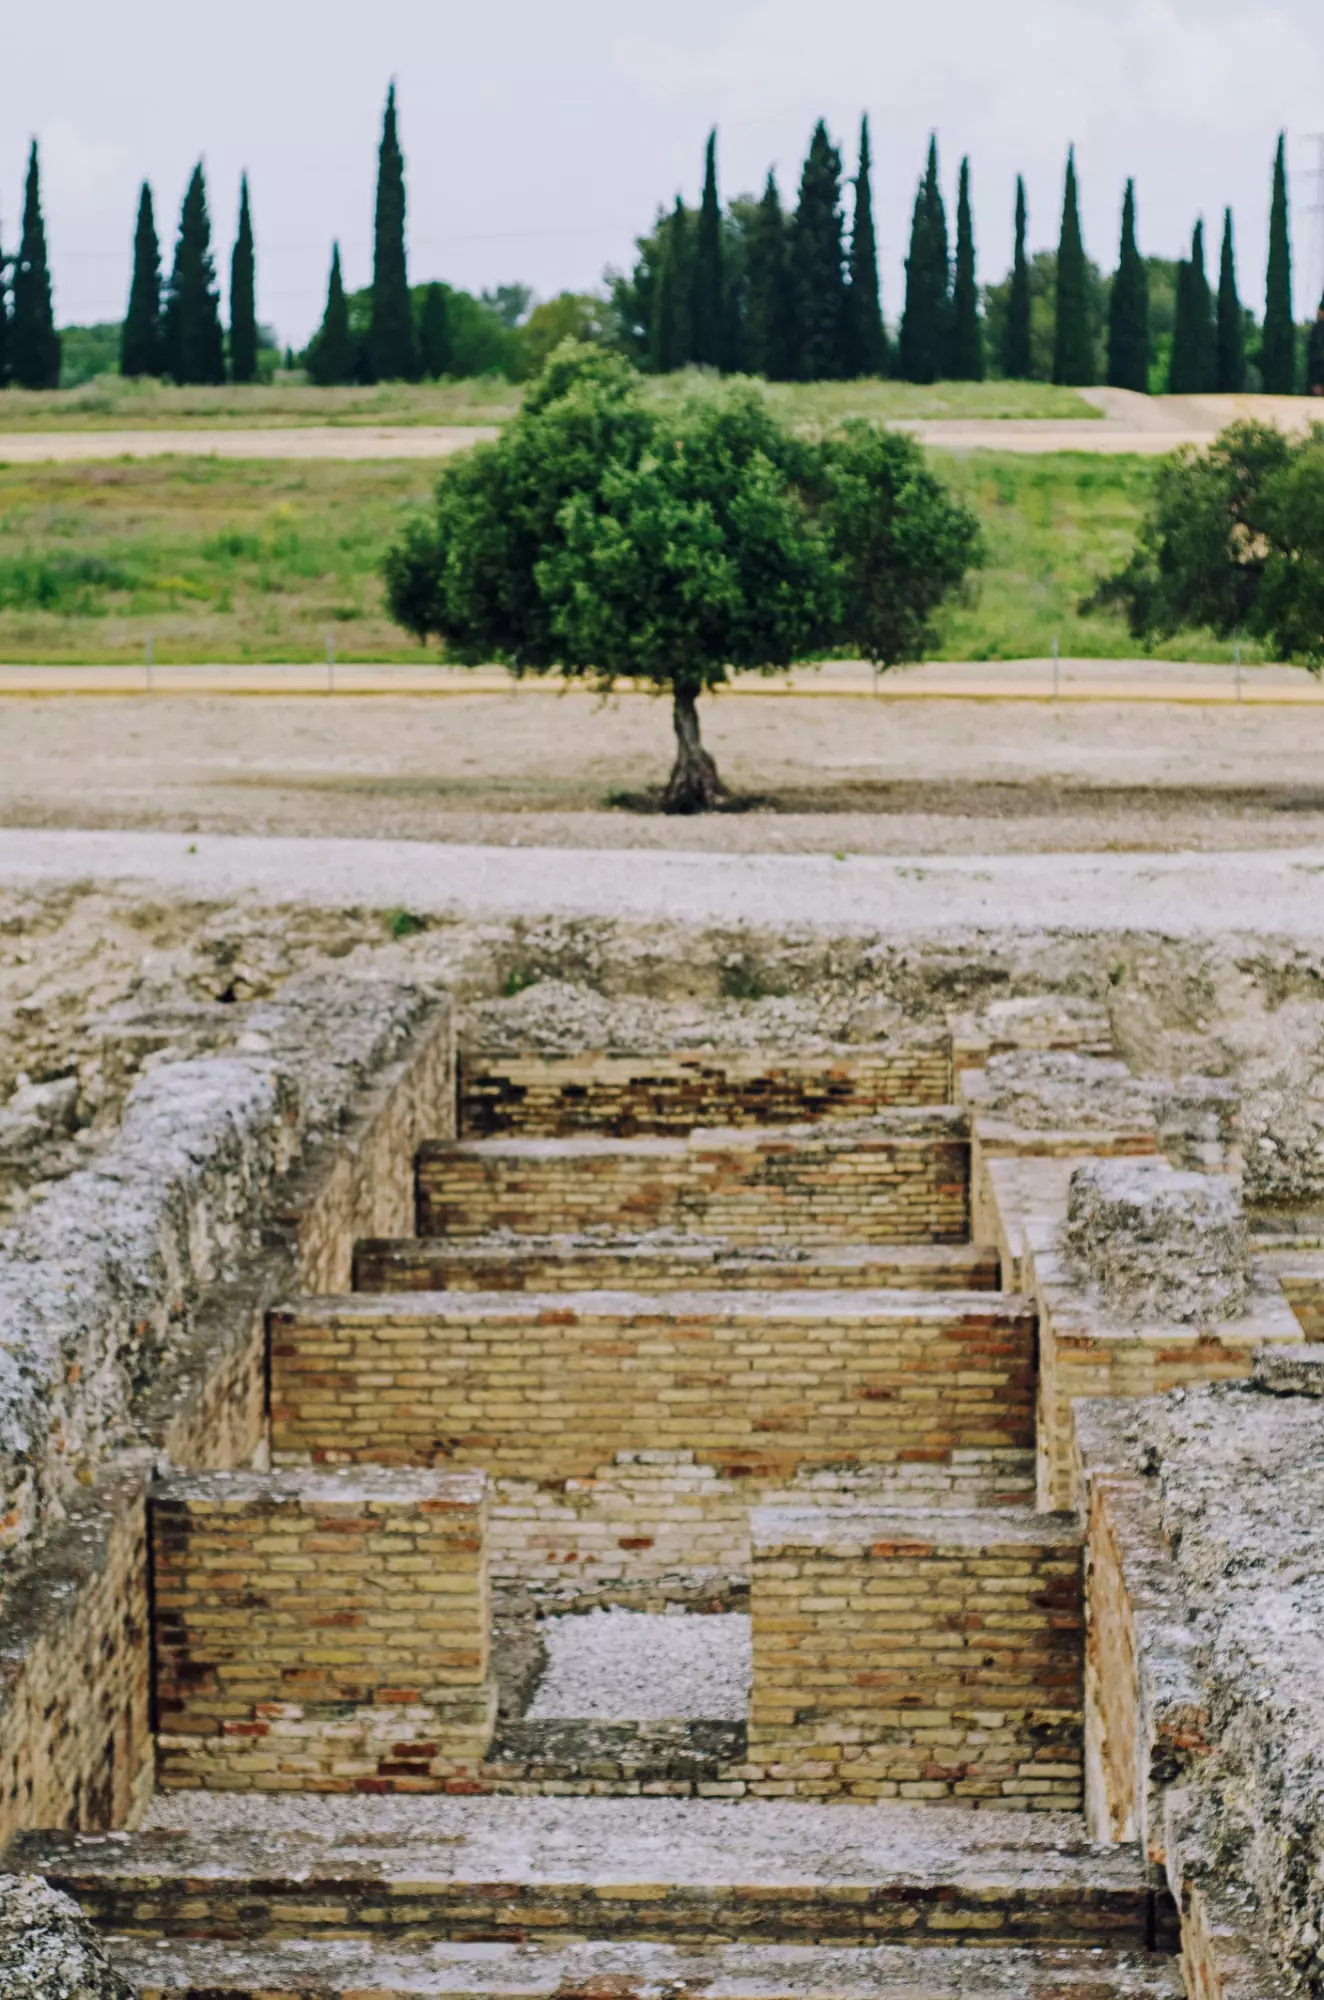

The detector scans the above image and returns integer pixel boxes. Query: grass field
[0,448,1266,667]
[0,372,1100,431]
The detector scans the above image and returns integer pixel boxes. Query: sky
[9,0,1324,349]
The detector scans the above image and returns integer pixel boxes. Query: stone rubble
[0,1873,133,2000]
[1062,1159,1250,1324]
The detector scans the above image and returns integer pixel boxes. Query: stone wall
[457,1044,951,1137]
[270,1291,1036,1483]
[416,1113,969,1246]
[152,1468,494,1794]
[0,1873,133,1999]
[747,1505,1083,1808]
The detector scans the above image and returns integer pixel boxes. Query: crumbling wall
[0,1873,132,2000]
[1063,1160,1250,1325]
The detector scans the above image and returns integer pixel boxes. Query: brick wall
[747,1505,1083,1808]
[270,1291,1036,1483]
[151,1468,494,1793]
[416,1114,969,1247]
[457,1044,952,1137]
[353,1235,1000,1295]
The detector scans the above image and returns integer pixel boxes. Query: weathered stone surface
[0,1874,133,2000]
[982,1051,1154,1133]
[1063,1160,1249,1324]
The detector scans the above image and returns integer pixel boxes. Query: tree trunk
[662,683,728,813]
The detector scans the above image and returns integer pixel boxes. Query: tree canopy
[384,343,981,808]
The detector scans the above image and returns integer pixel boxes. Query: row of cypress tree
[0,142,60,389]
[1162,138,1297,394]
[121,166,258,384]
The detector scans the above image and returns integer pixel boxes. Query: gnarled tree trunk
[662,682,728,814]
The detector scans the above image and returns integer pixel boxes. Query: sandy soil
[5,689,1324,855]
[0,426,499,464]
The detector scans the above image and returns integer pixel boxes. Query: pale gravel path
[3,826,1324,937]
[0,425,499,464]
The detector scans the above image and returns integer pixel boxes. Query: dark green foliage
[121,185,163,378]
[1053,148,1093,386]
[691,131,724,369]
[1168,220,1213,393]
[950,158,982,381]
[789,121,848,381]
[1262,134,1295,393]
[370,84,418,383]
[384,343,980,805]
[418,283,451,380]
[1308,300,1324,398]
[1087,420,1324,661]
[650,201,693,374]
[1106,180,1149,393]
[163,164,225,387]
[0,218,9,389]
[1215,211,1245,394]
[844,117,887,378]
[306,245,353,386]
[229,176,258,385]
[59,323,121,387]
[898,138,950,384]
[743,174,793,380]
[1003,177,1031,379]
[12,142,60,391]
[985,247,1108,385]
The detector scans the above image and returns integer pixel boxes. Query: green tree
[1263,134,1296,393]
[384,344,980,809]
[121,183,163,379]
[950,157,982,380]
[162,164,225,386]
[370,83,418,382]
[650,199,693,374]
[744,172,793,380]
[898,138,950,384]
[1308,298,1324,398]
[789,121,848,380]
[844,116,887,378]
[1106,180,1149,392]
[11,141,60,391]
[0,216,10,388]
[691,131,725,369]
[1168,219,1214,393]
[1215,210,1245,394]
[305,244,353,385]
[1053,147,1093,385]
[514,292,605,380]
[1003,176,1031,379]
[418,282,451,380]
[229,174,258,384]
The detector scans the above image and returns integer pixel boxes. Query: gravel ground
[525,1610,750,1722]
[8,828,1324,937]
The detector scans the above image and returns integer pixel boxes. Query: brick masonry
[151,1468,495,1794]
[457,1045,953,1137]
[416,1113,970,1246]
[747,1505,1083,1809]
[269,1290,1036,1484]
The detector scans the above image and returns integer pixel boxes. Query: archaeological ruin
[2,909,1322,2000]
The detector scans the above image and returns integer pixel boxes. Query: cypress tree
[121,183,163,379]
[691,131,724,369]
[1004,176,1031,379]
[844,115,887,378]
[650,200,692,374]
[11,141,60,391]
[162,164,225,386]
[899,139,949,383]
[1106,179,1149,392]
[1263,133,1295,393]
[789,121,848,381]
[1169,220,1214,393]
[1215,209,1245,393]
[306,244,353,386]
[419,283,451,380]
[1307,297,1324,398]
[229,174,258,384]
[744,172,793,380]
[1168,255,1195,393]
[0,218,9,389]
[950,157,982,380]
[1053,146,1093,386]
[370,83,418,382]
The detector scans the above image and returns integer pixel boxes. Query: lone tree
[370,83,418,382]
[1215,210,1245,394]
[163,164,225,386]
[230,175,258,384]
[384,344,980,810]
[950,158,982,380]
[1053,147,1093,386]
[12,141,60,390]
[1262,134,1295,395]
[844,116,887,378]
[1003,177,1031,379]
[121,183,163,378]
[1106,180,1149,392]
[306,244,353,385]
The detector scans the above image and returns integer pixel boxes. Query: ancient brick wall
[747,1505,1083,1808]
[457,1045,952,1137]
[416,1115,969,1246]
[270,1291,1035,1483]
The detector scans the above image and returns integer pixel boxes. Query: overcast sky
[10,0,1324,347]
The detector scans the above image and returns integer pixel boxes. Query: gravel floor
[525,1610,750,1722]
